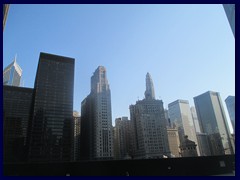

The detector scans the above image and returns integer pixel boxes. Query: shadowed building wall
[3,85,33,162]
[28,52,75,162]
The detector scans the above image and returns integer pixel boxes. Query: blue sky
[3,4,234,130]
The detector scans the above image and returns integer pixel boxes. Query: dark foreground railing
[4,155,235,176]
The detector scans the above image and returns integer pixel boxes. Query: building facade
[196,132,211,156]
[3,85,33,162]
[225,96,235,133]
[28,52,75,162]
[179,136,198,157]
[3,56,22,87]
[80,66,114,160]
[3,4,10,31]
[113,126,119,159]
[167,127,180,157]
[194,91,234,156]
[73,111,81,161]
[223,4,235,37]
[114,117,133,160]
[164,109,171,128]
[168,100,199,156]
[190,106,201,133]
[130,73,170,159]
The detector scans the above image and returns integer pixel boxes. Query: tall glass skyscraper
[194,91,234,156]
[190,106,201,133]
[3,56,22,86]
[80,66,114,160]
[225,96,235,133]
[168,100,199,156]
[28,52,75,162]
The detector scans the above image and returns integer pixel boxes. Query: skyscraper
[114,117,133,160]
[168,100,199,156]
[130,73,170,159]
[144,72,155,100]
[223,4,235,37]
[3,85,33,162]
[167,127,180,157]
[194,91,234,156]
[3,55,22,87]
[225,96,235,133]
[3,4,10,31]
[73,111,81,161]
[196,132,211,156]
[80,66,114,160]
[164,109,171,128]
[28,52,75,162]
[190,106,201,133]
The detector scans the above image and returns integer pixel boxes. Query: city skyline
[3,4,234,130]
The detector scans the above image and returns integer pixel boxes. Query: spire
[144,72,155,100]
[13,54,17,63]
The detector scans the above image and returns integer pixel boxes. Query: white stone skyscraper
[145,72,155,99]
[80,66,114,160]
[3,55,22,86]
[130,73,170,159]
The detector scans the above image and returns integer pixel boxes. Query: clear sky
[3,4,235,131]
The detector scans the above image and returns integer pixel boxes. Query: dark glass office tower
[3,86,33,162]
[28,52,75,162]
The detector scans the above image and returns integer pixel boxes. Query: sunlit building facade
[225,96,235,133]
[80,66,114,160]
[167,127,180,157]
[3,56,22,87]
[130,73,170,159]
[190,106,201,133]
[3,4,10,31]
[168,100,199,156]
